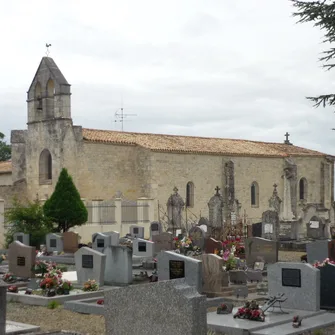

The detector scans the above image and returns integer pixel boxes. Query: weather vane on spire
[45,43,52,57]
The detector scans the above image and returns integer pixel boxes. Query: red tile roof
[82,128,330,158]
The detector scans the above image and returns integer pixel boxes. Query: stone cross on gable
[215,186,220,195]
[284,132,292,145]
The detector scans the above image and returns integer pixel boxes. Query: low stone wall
[64,297,105,315]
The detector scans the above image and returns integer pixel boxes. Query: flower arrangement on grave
[33,260,57,276]
[2,272,17,283]
[173,236,201,256]
[312,258,335,268]
[58,280,73,295]
[292,315,302,328]
[233,300,265,322]
[83,279,99,292]
[222,248,237,271]
[97,299,104,305]
[216,303,233,314]
[0,253,6,264]
[40,267,64,296]
[8,285,18,293]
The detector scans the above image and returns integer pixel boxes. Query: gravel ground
[5,251,319,335]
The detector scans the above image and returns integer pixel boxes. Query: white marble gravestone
[75,247,106,286]
[133,238,154,258]
[130,225,144,239]
[13,232,30,246]
[46,233,63,253]
[92,231,120,252]
[150,221,162,240]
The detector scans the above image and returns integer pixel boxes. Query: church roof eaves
[0,161,12,174]
[82,128,330,158]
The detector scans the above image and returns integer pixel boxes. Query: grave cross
[173,186,178,194]
[215,186,220,195]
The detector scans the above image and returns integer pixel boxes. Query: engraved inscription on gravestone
[282,268,301,287]
[50,239,57,248]
[133,228,139,234]
[17,236,23,243]
[169,260,185,279]
[17,256,25,266]
[138,242,147,252]
[82,255,94,269]
[151,223,159,231]
[97,239,104,248]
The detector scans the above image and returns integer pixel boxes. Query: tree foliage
[4,197,53,248]
[0,132,11,161]
[292,0,335,109]
[43,168,88,232]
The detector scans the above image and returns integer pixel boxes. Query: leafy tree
[43,168,88,232]
[0,132,11,161]
[4,197,53,248]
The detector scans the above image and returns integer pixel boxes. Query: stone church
[0,56,334,243]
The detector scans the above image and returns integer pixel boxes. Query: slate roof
[82,128,330,158]
[0,161,12,174]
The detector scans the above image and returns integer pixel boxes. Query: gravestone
[307,240,331,264]
[188,226,205,250]
[306,217,326,239]
[262,210,279,241]
[245,237,278,267]
[204,237,222,254]
[104,245,132,285]
[199,254,229,294]
[8,241,36,278]
[268,262,320,311]
[328,240,335,261]
[92,231,120,253]
[104,279,207,335]
[13,232,30,246]
[152,232,174,254]
[63,232,79,253]
[130,225,144,239]
[133,238,154,258]
[208,187,224,238]
[157,251,202,293]
[150,221,162,240]
[318,263,335,309]
[46,233,63,253]
[75,247,106,286]
[251,222,262,237]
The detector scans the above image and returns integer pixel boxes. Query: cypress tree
[43,168,88,232]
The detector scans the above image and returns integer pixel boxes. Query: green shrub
[47,300,60,309]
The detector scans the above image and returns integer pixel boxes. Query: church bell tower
[26,57,71,124]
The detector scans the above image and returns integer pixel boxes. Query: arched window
[35,82,42,98]
[251,181,259,207]
[46,79,55,97]
[186,182,194,207]
[299,178,307,200]
[39,149,52,183]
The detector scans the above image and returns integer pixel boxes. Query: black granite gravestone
[50,239,57,248]
[319,263,335,310]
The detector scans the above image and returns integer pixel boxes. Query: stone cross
[284,132,292,145]
[173,187,178,194]
[215,186,220,195]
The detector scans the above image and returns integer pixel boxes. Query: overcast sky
[1,0,335,154]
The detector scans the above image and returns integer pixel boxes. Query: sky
[1,0,335,154]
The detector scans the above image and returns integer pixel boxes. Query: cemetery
[2,188,335,334]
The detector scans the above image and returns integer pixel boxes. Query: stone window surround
[39,149,52,185]
[251,181,259,208]
[186,181,194,208]
[299,177,308,201]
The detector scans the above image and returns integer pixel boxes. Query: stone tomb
[188,226,205,250]
[104,278,207,335]
[157,251,202,293]
[261,210,279,241]
[92,231,119,253]
[245,237,278,267]
[307,240,331,264]
[63,232,79,253]
[13,232,30,246]
[150,221,162,239]
[104,245,132,285]
[268,262,320,311]
[46,233,63,253]
[152,232,174,254]
[204,237,222,254]
[75,247,106,286]
[8,241,36,278]
[132,238,154,258]
[129,225,144,239]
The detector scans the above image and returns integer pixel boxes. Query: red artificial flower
[97,299,104,305]
[173,237,179,241]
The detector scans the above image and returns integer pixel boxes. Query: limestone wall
[0,173,12,186]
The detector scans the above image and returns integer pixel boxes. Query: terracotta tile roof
[82,128,331,158]
[0,161,12,173]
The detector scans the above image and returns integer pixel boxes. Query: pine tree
[43,168,88,232]
[292,0,335,109]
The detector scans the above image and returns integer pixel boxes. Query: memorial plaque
[133,227,139,234]
[82,255,94,269]
[282,268,301,287]
[50,239,57,248]
[17,256,25,266]
[138,242,147,252]
[151,223,159,231]
[169,260,185,279]
[97,239,104,248]
[17,235,23,243]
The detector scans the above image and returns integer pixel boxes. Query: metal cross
[215,186,220,195]
[173,187,178,194]
[46,43,52,57]
[273,183,277,190]
[284,132,290,142]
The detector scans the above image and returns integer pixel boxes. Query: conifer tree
[43,168,88,232]
[292,0,335,109]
